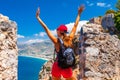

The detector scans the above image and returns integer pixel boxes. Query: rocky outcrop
[83,23,120,80]
[89,17,102,25]
[39,21,120,80]
[39,60,53,80]
[38,13,120,80]
[101,14,115,34]
[89,14,116,35]
[0,14,18,80]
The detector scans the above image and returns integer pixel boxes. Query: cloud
[38,21,88,37]
[97,2,105,7]
[18,21,88,44]
[17,34,25,38]
[39,32,46,37]
[25,39,44,44]
[66,20,88,34]
[89,3,94,6]
[86,1,94,6]
[34,30,57,37]
[86,1,111,8]
[34,34,38,36]
[34,32,46,37]
[106,4,111,7]
[35,20,88,37]
[51,29,57,36]
[97,2,111,7]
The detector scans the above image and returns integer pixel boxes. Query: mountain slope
[18,40,54,59]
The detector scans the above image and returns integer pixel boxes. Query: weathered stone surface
[39,17,120,80]
[101,13,115,34]
[89,17,102,25]
[0,14,17,80]
[83,23,120,80]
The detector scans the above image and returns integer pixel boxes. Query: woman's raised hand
[36,7,40,18]
[78,5,85,14]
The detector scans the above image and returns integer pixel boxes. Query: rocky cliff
[0,14,18,80]
[101,14,115,35]
[39,16,120,80]
[82,23,120,80]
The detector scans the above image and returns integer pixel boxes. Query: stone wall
[0,14,18,80]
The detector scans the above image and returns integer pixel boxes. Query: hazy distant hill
[18,40,54,59]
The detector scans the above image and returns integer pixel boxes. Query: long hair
[60,32,73,48]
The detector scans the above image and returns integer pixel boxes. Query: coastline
[18,55,49,61]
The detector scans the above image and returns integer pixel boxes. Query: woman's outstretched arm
[36,7,57,44]
[69,5,85,39]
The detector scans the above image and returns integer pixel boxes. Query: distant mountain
[18,40,54,59]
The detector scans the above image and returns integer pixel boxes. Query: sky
[0,0,117,44]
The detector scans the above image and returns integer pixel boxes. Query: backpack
[57,38,76,69]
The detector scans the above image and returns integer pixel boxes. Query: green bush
[114,11,120,31]
[105,10,115,14]
[116,0,120,11]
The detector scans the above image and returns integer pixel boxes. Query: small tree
[116,0,120,11]
[105,10,115,14]
[114,12,120,31]
[114,0,120,32]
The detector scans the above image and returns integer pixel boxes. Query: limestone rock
[39,17,120,80]
[83,23,120,80]
[89,17,102,25]
[0,14,18,80]
[101,14,115,34]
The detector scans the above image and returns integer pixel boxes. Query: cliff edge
[0,14,18,80]
[39,15,120,80]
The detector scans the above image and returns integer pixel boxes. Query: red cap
[57,25,68,33]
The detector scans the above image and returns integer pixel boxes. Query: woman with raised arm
[36,5,84,80]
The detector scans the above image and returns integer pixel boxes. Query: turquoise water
[18,56,47,80]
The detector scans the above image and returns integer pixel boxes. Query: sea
[18,56,47,80]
